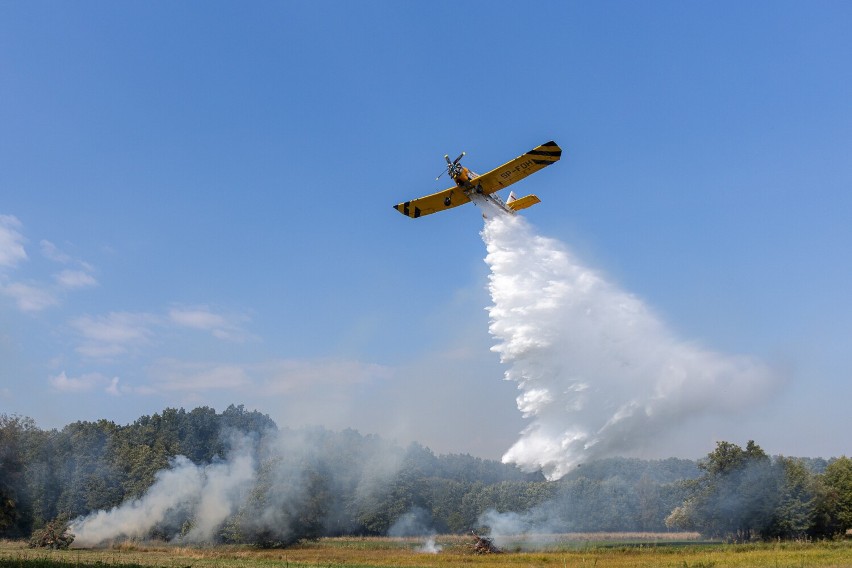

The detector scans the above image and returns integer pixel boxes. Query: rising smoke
[478,202,775,480]
[69,200,777,547]
[388,507,443,553]
[71,438,256,546]
[69,429,406,547]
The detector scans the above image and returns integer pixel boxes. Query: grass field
[2,534,851,568]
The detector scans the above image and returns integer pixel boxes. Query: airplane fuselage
[452,166,475,187]
[393,140,559,219]
[449,167,513,215]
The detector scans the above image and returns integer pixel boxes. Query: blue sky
[1,1,850,460]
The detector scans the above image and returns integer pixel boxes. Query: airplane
[393,140,562,219]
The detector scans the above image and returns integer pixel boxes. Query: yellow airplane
[393,140,562,218]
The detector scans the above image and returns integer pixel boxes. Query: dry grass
[2,534,851,568]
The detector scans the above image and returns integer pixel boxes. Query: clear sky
[2,1,850,461]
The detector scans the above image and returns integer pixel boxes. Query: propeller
[435,151,466,180]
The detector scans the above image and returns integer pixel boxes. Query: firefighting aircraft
[393,140,562,219]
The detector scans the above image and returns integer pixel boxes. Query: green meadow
[3,534,851,568]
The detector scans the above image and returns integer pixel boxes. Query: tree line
[665,440,852,540]
[0,407,849,545]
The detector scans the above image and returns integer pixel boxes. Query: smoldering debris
[29,517,75,549]
[470,530,501,554]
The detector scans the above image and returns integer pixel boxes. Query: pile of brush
[470,530,501,554]
[28,517,75,549]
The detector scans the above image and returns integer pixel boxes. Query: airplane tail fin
[506,194,541,212]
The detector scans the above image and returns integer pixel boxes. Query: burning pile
[470,531,501,554]
[29,517,75,549]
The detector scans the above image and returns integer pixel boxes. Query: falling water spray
[479,207,774,480]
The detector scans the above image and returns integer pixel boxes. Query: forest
[1,406,850,547]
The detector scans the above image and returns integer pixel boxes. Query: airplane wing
[472,141,562,195]
[393,186,471,218]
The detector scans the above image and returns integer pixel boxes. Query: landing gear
[444,196,452,206]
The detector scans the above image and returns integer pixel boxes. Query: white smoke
[477,508,560,550]
[70,456,202,545]
[67,428,409,548]
[70,440,256,546]
[480,207,775,480]
[387,506,442,553]
[416,536,442,554]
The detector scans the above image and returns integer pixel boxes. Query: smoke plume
[68,429,406,547]
[388,507,443,553]
[70,440,256,546]
[479,205,775,480]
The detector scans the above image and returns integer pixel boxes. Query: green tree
[811,456,852,537]
[182,406,221,462]
[22,427,62,529]
[666,441,781,541]
[54,420,124,517]
[0,414,36,537]
[355,467,423,534]
[634,475,664,531]
[764,458,816,539]
[221,404,277,436]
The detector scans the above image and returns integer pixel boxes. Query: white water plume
[480,209,775,480]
